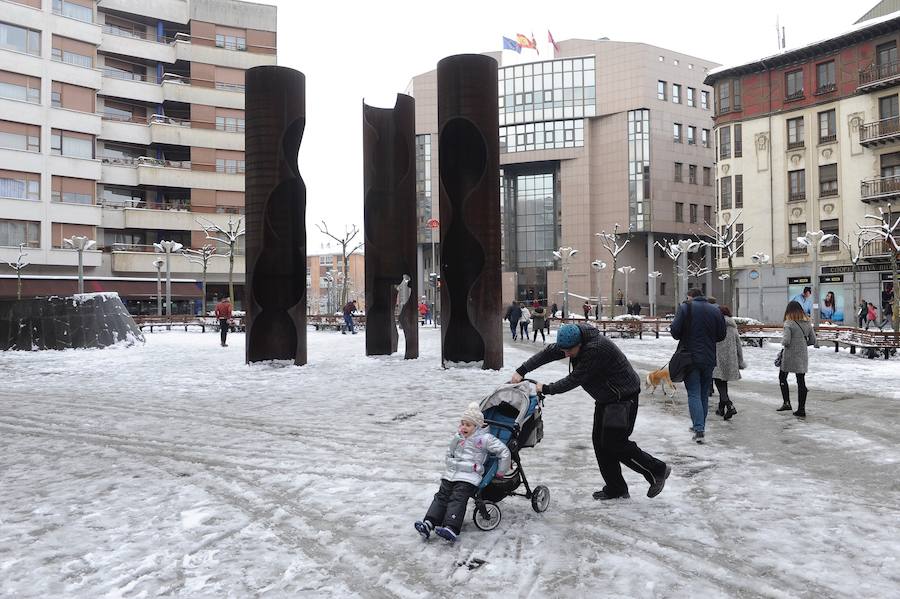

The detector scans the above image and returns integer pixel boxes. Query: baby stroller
[472,381,550,531]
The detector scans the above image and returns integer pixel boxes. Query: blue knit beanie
[556,324,582,349]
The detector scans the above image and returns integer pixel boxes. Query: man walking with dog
[510,323,671,501]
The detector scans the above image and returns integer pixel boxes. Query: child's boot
[435,526,459,543]
[414,520,434,540]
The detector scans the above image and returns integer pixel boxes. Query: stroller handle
[523,378,546,403]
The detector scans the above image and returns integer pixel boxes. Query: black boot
[777,379,792,411]
[715,401,725,417]
[794,386,807,417]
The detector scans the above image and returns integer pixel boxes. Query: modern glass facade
[415,133,432,244]
[498,56,595,153]
[628,109,651,231]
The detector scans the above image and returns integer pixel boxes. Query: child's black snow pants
[424,479,477,534]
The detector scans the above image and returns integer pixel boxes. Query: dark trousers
[714,379,732,409]
[592,395,666,497]
[509,321,518,339]
[424,479,477,534]
[519,322,529,339]
[533,327,545,342]
[219,319,229,345]
[779,371,807,410]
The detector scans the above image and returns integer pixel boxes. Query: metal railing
[787,140,805,150]
[859,116,900,144]
[861,174,900,202]
[788,190,806,202]
[861,238,893,258]
[100,156,191,169]
[859,61,900,87]
[101,67,148,82]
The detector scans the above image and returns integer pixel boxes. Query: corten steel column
[245,66,307,365]
[437,54,502,370]
[362,94,419,359]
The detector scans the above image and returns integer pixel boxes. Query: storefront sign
[788,276,811,285]
[821,263,892,274]
[820,275,844,283]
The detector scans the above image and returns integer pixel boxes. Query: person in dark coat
[504,301,522,340]
[342,300,358,334]
[531,306,547,342]
[510,323,671,501]
[214,297,232,347]
[670,288,727,443]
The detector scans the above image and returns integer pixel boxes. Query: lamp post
[153,257,164,316]
[153,240,183,316]
[63,235,96,295]
[796,231,836,336]
[617,266,636,314]
[591,259,607,319]
[553,246,578,319]
[751,253,770,322]
[648,271,662,317]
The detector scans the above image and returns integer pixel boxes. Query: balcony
[860,174,900,203]
[859,61,900,91]
[860,238,894,260]
[122,205,195,230]
[93,0,189,24]
[160,74,244,110]
[100,70,164,104]
[859,117,900,147]
[100,25,177,64]
[111,245,244,275]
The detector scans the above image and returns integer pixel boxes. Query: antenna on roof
[782,26,786,50]
[776,16,782,50]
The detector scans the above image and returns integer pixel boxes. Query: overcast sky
[252,0,869,250]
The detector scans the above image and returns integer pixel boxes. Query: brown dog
[645,368,677,398]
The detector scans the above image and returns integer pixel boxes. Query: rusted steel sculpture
[245,66,307,365]
[437,54,502,370]
[362,95,419,358]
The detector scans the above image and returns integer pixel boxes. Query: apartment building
[408,39,718,315]
[0,0,275,313]
[705,6,900,322]
[306,251,365,315]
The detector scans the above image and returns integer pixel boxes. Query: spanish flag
[516,33,536,50]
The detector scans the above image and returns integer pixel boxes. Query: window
[790,223,808,254]
[0,22,41,56]
[52,0,93,23]
[704,205,712,224]
[735,174,743,208]
[689,203,698,223]
[718,81,730,113]
[674,162,683,182]
[675,202,684,222]
[734,124,742,157]
[786,70,804,99]
[51,81,95,113]
[0,218,40,247]
[816,61,836,93]
[687,126,696,145]
[788,169,806,201]
[703,167,712,186]
[215,116,245,132]
[0,72,40,104]
[216,158,245,174]
[51,47,93,68]
[0,170,39,201]
[52,176,94,204]
[821,219,840,252]
[720,176,732,209]
[0,121,40,152]
[701,90,710,110]
[787,117,804,149]
[819,164,838,197]
[319,255,331,266]
[672,83,681,104]
[736,223,745,257]
[673,122,682,143]
[657,80,666,100]
[689,164,697,184]
[877,41,897,67]
[719,126,731,159]
[661,281,666,295]
[879,95,899,121]
[51,129,94,159]
[687,87,696,107]
[701,128,710,148]
[818,110,837,143]
[215,33,247,51]
[881,152,900,179]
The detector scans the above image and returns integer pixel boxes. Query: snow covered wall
[0,293,144,351]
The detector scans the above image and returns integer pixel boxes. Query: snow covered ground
[1,327,898,598]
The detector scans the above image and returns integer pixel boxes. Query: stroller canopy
[478,382,537,427]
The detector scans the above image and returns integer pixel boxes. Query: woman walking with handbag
[777,300,816,417]
[712,305,745,420]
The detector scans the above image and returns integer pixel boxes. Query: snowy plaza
[1,328,898,598]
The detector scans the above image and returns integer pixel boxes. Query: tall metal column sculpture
[362,94,418,358]
[245,66,307,365]
[437,54,502,370]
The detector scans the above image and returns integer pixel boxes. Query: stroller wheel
[531,485,551,513]
[472,501,502,531]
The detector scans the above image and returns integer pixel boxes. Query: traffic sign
[427,218,440,229]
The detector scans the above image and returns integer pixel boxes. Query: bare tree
[840,226,877,324]
[687,259,712,283]
[655,237,682,303]
[6,243,28,300]
[198,216,245,303]
[596,223,631,314]
[316,221,363,308]
[182,244,219,315]
[703,210,749,311]
[860,204,900,331]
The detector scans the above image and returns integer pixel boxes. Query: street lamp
[591,259,607,319]
[648,271,662,317]
[617,266,636,314]
[751,253,771,322]
[553,246,578,319]
[63,235,96,294]
[152,257,164,316]
[796,231,836,335]
[153,240,183,317]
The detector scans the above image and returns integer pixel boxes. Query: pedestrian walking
[670,288,727,444]
[712,305,745,420]
[504,301,523,340]
[866,302,877,329]
[531,306,547,343]
[858,300,868,328]
[214,297,232,347]
[519,305,531,341]
[418,299,430,325]
[510,323,671,501]
[342,299,358,334]
[583,301,591,320]
[777,300,816,418]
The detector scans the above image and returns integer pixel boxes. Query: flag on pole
[503,36,522,53]
[516,33,536,51]
[531,32,539,55]
[548,30,560,55]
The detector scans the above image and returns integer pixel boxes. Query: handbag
[603,400,633,430]
[774,349,783,368]
[668,302,693,383]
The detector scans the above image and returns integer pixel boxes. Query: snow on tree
[654,237,683,302]
[596,223,631,313]
[860,204,900,331]
[316,221,363,309]
[703,210,748,311]
[197,216,245,304]
[840,225,879,323]
[6,243,28,300]
[181,244,219,314]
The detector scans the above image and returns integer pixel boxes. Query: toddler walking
[415,402,511,543]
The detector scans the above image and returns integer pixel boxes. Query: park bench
[133,315,213,333]
[308,314,367,331]
[737,323,899,359]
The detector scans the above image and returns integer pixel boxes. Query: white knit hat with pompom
[461,402,485,428]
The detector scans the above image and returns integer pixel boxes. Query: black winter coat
[515,324,641,404]
[670,297,726,368]
[505,305,522,323]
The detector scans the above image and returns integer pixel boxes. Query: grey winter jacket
[712,316,745,381]
[441,427,511,486]
[531,307,546,329]
[780,319,815,373]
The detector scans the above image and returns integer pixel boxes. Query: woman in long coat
[531,306,546,342]
[777,300,816,417]
[712,305,744,420]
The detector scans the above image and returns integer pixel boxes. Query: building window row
[628,109,651,231]
[215,158,245,174]
[499,57,597,126]
[718,124,742,159]
[215,116,245,132]
[659,80,709,110]
[215,34,247,51]
[719,174,743,209]
[0,218,40,248]
[0,21,41,56]
[0,170,39,202]
[784,110,839,149]
[674,162,704,185]
[716,78,741,114]
[788,221,841,255]
[52,0,93,23]
[500,119,584,153]
[674,202,713,224]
